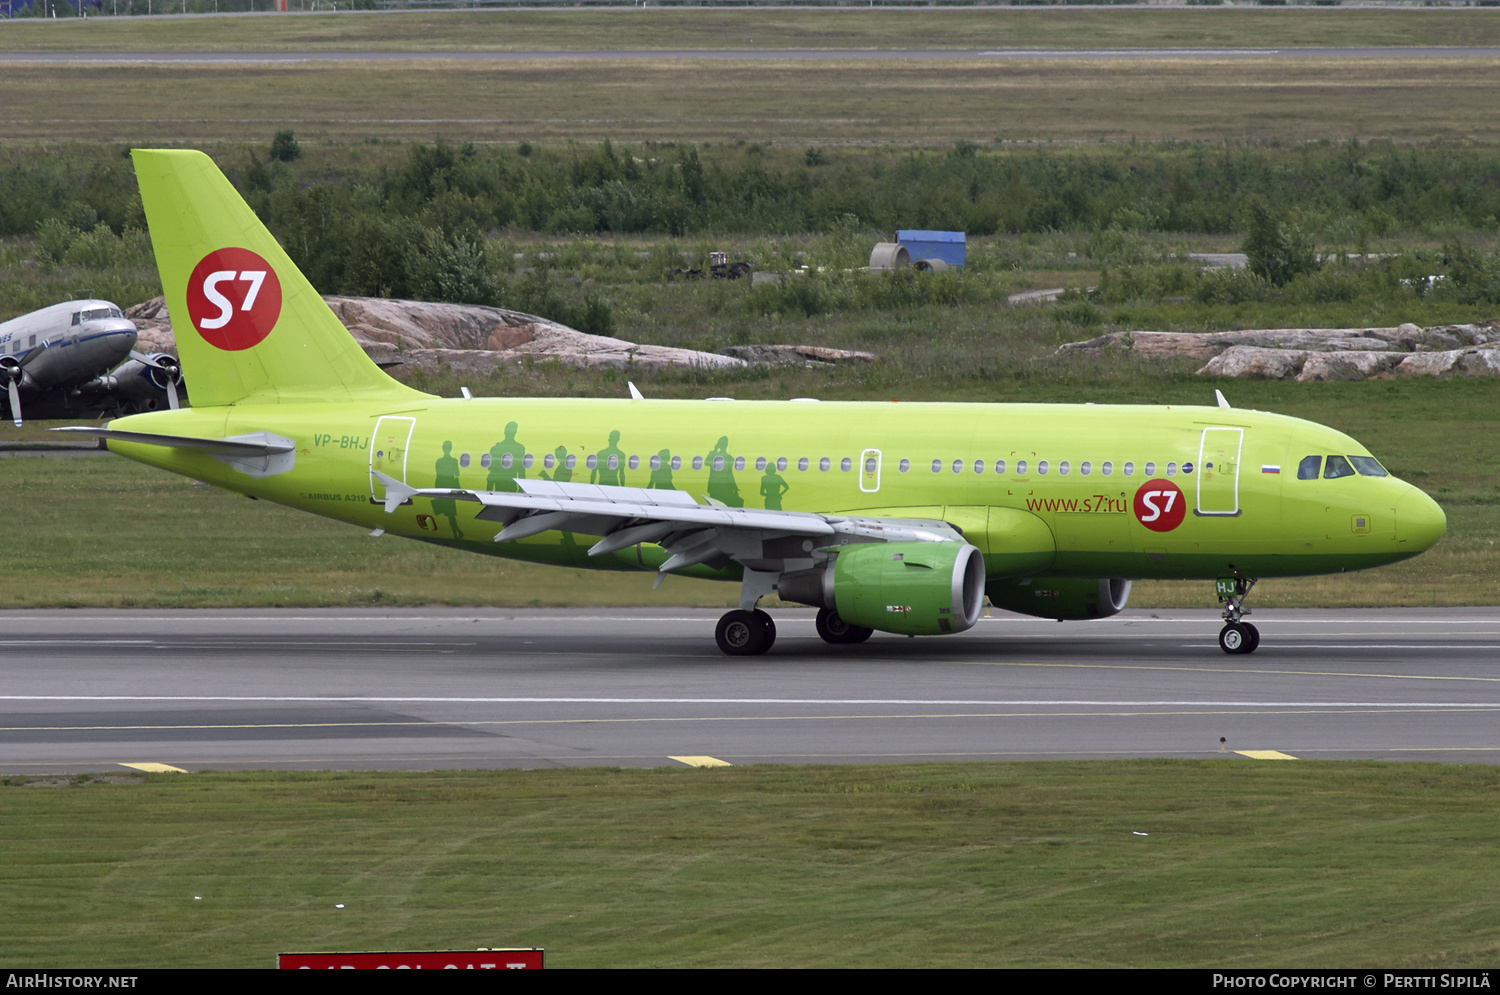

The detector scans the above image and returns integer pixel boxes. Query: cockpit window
[1298,455,1321,480]
[78,307,118,322]
[1349,456,1389,477]
[1324,455,1356,479]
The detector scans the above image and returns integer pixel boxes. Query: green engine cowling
[779,541,987,636]
[985,577,1132,620]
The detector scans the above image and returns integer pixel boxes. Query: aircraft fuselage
[106,397,1446,584]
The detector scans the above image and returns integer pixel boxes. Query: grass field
[2,763,1498,968]
[4,54,1500,146]
[7,8,1500,146]
[9,7,1500,52]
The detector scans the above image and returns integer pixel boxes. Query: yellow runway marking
[669,755,732,767]
[1236,750,1298,760]
[119,762,187,773]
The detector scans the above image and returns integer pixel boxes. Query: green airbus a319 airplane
[58,151,1448,657]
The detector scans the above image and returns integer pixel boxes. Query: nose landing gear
[1216,575,1260,654]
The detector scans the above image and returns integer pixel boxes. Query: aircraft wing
[372,471,964,580]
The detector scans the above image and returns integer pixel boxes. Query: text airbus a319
[58,151,1446,656]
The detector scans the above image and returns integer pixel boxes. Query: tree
[1242,199,1318,286]
[269,130,302,164]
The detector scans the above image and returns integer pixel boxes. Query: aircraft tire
[716,609,774,656]
[754,609,777,647]
[1218,622,1256,655]
[816,607,875,646]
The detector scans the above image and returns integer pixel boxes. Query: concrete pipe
[868,242,910,273]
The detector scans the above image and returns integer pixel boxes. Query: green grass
[10,8,1500,53]
[2,763,1498,968]
[5,53,1500,146]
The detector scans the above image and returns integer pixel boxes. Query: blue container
[896,230,966,269]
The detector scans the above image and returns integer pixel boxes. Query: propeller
[129,351,183,410]
[2,366,20,428]
[0,343,47,427]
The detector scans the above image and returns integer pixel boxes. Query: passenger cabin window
[1324,455,1356,479]
[1298,455,1321,480]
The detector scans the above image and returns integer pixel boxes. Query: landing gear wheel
[815,607,874,645]
[716,609,774,656]
[1219,622,1259,655]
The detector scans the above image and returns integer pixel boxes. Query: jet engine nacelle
[986,577,1132,621]
[779,541,987,636]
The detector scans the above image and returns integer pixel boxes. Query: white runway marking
[3,695,1498,709]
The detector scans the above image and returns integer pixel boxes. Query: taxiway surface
[2,607,1496,773]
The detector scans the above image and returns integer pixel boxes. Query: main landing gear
[712,606,876,655]
[715,609,777,656]
[815,607,873,646]
[1216,575,1260,655]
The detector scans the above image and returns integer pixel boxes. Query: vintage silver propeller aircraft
[0,299,185,426]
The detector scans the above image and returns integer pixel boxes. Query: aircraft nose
[1395,487,1446,553]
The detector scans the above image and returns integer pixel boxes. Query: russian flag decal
[1262,465,1281,474]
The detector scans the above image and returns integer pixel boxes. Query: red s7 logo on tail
[1133,480,1186,532]
[186,248,282,351]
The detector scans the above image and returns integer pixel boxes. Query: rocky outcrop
[1057,322,1500,381]
[126,296,746,371]
[720,344,876,366]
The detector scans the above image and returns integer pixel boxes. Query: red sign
[185,247,282,351]
[279,949,542,970]
[1133,480,1186,533]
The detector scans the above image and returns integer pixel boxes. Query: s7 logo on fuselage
[1134,480,1186,532]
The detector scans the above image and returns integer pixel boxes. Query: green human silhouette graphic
[647,449,676,491]
[592,429,627,487]
[760,465,790,510]
[487,421,526,492]
[706,436,743,507]
[539,446,573,484]
[432,440,464,539]
[537,445,576,547]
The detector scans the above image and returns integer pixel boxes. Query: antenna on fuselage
[628,382,645,401]
[1215,389,1231,409]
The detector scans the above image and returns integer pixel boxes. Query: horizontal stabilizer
[52,426,294,456]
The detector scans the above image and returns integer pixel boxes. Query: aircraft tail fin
[131,149,428,408]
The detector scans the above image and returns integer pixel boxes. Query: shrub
[269,130,302,163]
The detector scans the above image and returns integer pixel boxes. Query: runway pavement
[2,607,1497,774]
[5,47,1500,64]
